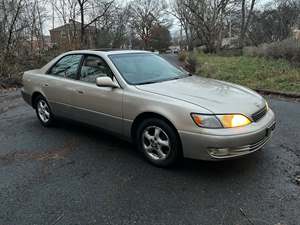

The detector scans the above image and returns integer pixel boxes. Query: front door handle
[77,90,84,94]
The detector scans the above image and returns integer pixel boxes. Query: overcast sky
[44,0,274,36]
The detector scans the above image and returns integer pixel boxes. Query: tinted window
[109,53,188,85]
[49,55,82,79]
[80,55,113,83]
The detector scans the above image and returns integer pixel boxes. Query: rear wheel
[35,96,54,127]
[136,118,182,167]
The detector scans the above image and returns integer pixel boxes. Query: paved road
[0,61,300,225]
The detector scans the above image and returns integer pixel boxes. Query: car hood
[135,76,265,115]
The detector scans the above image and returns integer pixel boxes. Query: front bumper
[179,109,276,160]
[21,89,32,106]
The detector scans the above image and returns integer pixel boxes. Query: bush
[243,38,300,63]
[186,52,197,73]
[0,49,61,88]
[216,48,243,57]
[178,51,188,62]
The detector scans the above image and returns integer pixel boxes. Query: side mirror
[96,76,119,88]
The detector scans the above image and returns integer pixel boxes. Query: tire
[34,96,54,127]
[135,118,182,167]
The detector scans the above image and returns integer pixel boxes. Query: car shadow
[52,118,138,155]
[50,118,265,179]
[180,154,263,175]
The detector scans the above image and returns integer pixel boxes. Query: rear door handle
[77,90,84,94]
[43,83,49,87]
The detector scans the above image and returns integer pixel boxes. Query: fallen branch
[239,208,255,225]
[51,212,64,225]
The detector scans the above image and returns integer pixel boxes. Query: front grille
[252,105,267,122]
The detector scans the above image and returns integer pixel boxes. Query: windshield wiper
[161,74,190,82]
[137,74,191,85]
[137,80,160,85]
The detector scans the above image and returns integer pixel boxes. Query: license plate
[270,122,276,130]
[266,122,276,136]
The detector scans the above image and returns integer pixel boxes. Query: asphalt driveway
[0,70,299,224]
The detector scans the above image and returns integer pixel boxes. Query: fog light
[208,148,229,157]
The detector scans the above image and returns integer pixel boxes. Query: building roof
[49,20,96,32]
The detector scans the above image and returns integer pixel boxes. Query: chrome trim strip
[49,101,123,120]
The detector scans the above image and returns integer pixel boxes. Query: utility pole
[129,26,133,50]
[229,11,232,38]
[52,0,55,30]
[180,24,183,50]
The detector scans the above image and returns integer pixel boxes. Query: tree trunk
[240,0,256,48]
[79,3,85,49]
[240,0,246,48]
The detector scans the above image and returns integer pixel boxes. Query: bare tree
[77,0,114,48]
[53,0,79,49]
[23,0,48,54]
[110,5,131,48]
[1,0,25,56]
[53,0,78,25]
[171,0,196,50]
[0,0,48,84]
[129,0,168,49]
[181,0,231,52]
[247,0,300,44]
[0,0,26,79]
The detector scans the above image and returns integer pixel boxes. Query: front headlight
[191,113,251,128]
[216,114,251,128]
[191,114,222,128]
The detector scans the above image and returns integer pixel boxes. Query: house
[293,29,300,40]
[49,20,97,50]
[221,36,239,49]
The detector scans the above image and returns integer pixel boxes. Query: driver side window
[80,55,113,84]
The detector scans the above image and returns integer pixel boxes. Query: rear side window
[49,55,82,79]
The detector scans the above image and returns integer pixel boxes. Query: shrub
[0,49,61,88]
[178,51,188,62]
[243,38,300,63]
[217,48,243,57]
[186,52,198,73]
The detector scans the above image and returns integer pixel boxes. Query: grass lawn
[196,54,300,94]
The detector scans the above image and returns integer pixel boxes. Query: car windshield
[108,53,189,85]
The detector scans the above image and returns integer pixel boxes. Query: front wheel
[35,96,54,127]
[136,118,182,167]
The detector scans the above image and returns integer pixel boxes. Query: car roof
[63,49,151,56]
[39,49,154,74]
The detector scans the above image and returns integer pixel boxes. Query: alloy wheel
[37,99,50,123]
[142,126,171,161]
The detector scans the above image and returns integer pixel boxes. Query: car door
[42,54,83,117]
[67,54,123,134]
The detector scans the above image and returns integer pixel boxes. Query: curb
[255,89,300,99]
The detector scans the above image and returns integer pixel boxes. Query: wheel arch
[31,92,45,108]
[131,112,182,147]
